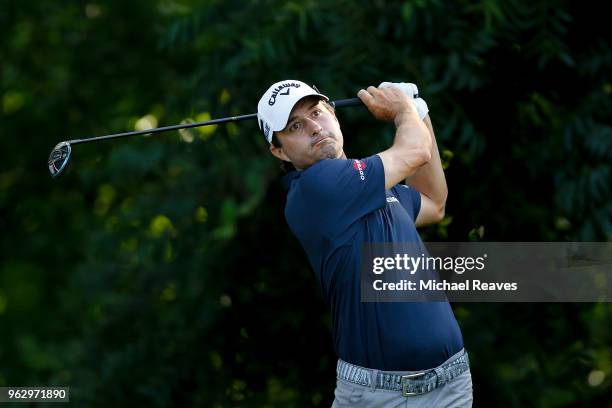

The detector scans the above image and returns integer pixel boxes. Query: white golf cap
[257,80,329,143]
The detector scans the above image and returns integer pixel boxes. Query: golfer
[257,80,473,407]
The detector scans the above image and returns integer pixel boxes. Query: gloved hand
[379,82,429,120]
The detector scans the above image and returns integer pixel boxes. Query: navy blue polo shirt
[282,154,463,371]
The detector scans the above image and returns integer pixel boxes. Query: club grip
[331,97,363,108]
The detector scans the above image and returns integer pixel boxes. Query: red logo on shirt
[353,160,366,180]
[353,160,367,171]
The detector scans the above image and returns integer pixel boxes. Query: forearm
[378,109,432,190]
[405,115,448,208]
[393,110,432,170]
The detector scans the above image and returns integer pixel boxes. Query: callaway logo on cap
[257,80,329,143]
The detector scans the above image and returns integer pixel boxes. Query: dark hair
[271,134,296,172]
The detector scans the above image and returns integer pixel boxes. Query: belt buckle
[401,371,427,397]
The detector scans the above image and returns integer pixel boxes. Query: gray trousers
[331,351,473,408]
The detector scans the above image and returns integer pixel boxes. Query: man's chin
[318,144,339,160]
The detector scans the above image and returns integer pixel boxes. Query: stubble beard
[313,131,340,160]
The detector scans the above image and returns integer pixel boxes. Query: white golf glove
[379,82,429,120]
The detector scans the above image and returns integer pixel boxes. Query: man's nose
[305,118,322,135]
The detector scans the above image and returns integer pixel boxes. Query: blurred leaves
[0,0,610,407]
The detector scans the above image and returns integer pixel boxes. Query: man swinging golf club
[257,80,473,407]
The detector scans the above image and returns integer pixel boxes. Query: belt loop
[433,366,446,387]
[369,369,379,389]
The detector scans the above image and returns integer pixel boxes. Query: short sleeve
[391,183,422,221]
[298,155,386,237]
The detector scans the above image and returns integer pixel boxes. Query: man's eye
[312,109,322,116]
[290,122,301,131]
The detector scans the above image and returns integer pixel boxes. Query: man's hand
[378,82,429,120]
[357,86,420,126]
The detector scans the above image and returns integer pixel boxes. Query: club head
[48,142,72,178]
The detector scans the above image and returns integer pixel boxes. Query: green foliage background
[1,0,610,406]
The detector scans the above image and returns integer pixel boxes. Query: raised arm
[407,114,448,226]
[357,86,432,190]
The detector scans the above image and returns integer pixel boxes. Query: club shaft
[66,98,364,146]
[68,113,258,145]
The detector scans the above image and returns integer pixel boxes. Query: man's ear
[269,143,290,162]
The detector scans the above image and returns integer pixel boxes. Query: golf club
[47,97,365,179]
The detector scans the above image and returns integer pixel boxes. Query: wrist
[394,108,420,127]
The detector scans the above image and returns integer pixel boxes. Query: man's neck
[296,150,347,171]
